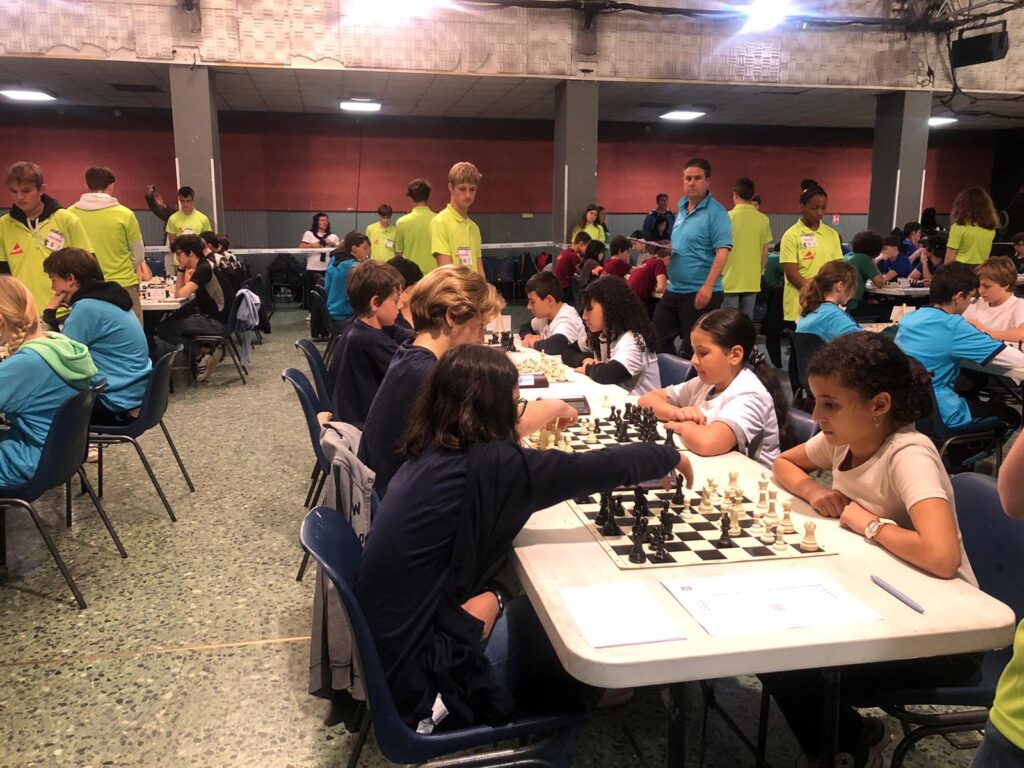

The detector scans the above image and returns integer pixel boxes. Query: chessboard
[526,403,677,452]
[569,477,835,570]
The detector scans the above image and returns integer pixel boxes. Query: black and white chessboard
[569,488,835,569]
[556,419,670,452]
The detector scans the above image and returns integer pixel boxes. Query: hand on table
[839,501,876,536]
[521,334,540,349]
[668,406,706,425]
[574,358,595,374]
[807,486,850,518]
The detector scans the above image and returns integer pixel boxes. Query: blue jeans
[722,292,757,320]
[973,720,1024,767]
[483,598,590,767]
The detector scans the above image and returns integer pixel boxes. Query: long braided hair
[0,276,40,354]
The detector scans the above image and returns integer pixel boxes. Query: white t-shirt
[664,367,780,467]
[302,230,341,271]
[530,302,586,345]
[804,426,976,585]
[590,331,660,396]
[963,294,1024,332]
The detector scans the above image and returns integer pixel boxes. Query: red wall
[0,107,994,214]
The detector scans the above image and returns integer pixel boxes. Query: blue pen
[871,575,925,614]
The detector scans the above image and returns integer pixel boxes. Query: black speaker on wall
[951,23,1009,69]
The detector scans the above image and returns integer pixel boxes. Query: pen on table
[871,575,924,614]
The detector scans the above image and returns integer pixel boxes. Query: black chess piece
[633,516,649,540]
[647,526,663,550]
[716,512,735,547]
[664,429,676,447]
[601,515,622,536]
[670,474,685,506]
[628,533,647,564]
[651,538,674,563]
[595,492,610,526]
[660,508,675,541]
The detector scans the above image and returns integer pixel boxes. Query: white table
[141,298,186,312]
[865,284,929,298]
[507,345,1015,763]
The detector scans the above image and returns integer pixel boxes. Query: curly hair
[806,332,933,427]
[579,275,656,354]
[950,186,999,230]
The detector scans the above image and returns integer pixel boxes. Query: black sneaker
[833,716,888,768]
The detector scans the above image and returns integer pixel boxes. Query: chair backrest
[915,385,1002,440]
[789,408,820,444]
[282,368,329,471]
[20,386,97,499]
[746,430,766,461]
[223,290,246,335]
[300,505,424,762]
[786,331,826,392]
[295,338,330,411]
[132,347,181,432]
[657,353,695,387]
[952,473,1024,620]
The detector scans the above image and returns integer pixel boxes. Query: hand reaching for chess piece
[658,452,694,492]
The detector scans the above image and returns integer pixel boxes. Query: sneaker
[210,345,225,365]
[86,443,100,463]
[195,353,212,382]
[833,716,888,768]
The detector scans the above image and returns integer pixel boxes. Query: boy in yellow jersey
[366,204,397,261]
[725,177,773,320]
[165,186,212,242]
[430,162,483,275]
[779,184,843,323]
[395,178,435,276]
[0,161,93,314]
[69,166,150,323]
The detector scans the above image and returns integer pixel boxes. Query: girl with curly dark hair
[639,308,789,467]
[571,275,660,394]
[763,331,980,766]
[946,186,1000,265]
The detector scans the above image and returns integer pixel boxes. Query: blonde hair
[799,259,857,317]
[4,161,43,189]
[448,161,482,186]
[408,265,504,332]
[977,256,1017,290]
[0,276,40,353]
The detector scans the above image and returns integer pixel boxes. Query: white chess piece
[781,502,796,534]
[728,471,739,492]
[799,521,820,552]
[756,489,768,512]
[773,526,788,552]
[759,525,776,545]
[750,509,764,536]
[698,488,714,514]
[764,499,779,529]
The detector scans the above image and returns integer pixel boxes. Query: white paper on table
[560,583,687,648]
[661,569,882,637]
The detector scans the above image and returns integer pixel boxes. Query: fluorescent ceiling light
[740,0,793,34]
[660,110,706,121]
[0,89,56,102]
[928,116,958,127]
[340,100,381,112]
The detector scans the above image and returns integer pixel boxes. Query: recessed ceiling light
[660,110,706,121]
[0,89,56,102]
[740,0,793,34]
[928,116,958,127]
[340,99,381,112]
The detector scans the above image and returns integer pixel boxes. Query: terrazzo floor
[0,306,986,767]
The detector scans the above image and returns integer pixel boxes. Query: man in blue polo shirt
[654,157,733,356]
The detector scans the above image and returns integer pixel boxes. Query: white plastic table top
[507,347,1015,689]
[867,274,1024,298]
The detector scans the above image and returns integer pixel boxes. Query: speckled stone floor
[0,306,984,767]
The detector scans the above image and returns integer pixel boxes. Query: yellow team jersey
[571,223,605,243]
[68,202,144,288]
[165,209,212,239]
[991,620,1024,751]
[395,206,436,276]
[366,222,398,261]
[725,203,773,294]
[779,219,843,322]
[947,223,995,265]
[0,206,93,311]
[430,204,482,273]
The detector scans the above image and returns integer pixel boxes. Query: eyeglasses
[516,397,528,418]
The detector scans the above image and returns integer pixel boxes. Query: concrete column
[168,65,224,233]
[867,91,931,235]
[552,80,599,244]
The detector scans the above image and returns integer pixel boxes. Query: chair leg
[230,337,249,377]
[77,468,127,559]
[0,507,7,574]
[159,420,195,492]
[66,479,73,528]
[304,467,321,509]
[345,707,372,768]
[310,471,327,509]
[18,499,86,609]
[121,437,178,523]
[296,550,310,582]
[224,340,247,384]
[97,443,104,497]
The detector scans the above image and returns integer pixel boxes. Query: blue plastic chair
[850,473,1024,766]
[657,353,696,387]
[0,387,126,609]
[785,330,826,407]
[788,408,820,445]
[90,348,194,524]
[915,387,1006,472]
[300,505,586,767]
[187,291,249,385]
[282,368,330,510]
[294,339,331,412]
[484,256,519,301]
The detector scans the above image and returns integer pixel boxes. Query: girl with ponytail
[639,308,789,467]
[795,259,862,342]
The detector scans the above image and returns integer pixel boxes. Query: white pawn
[756,488,768,512]
[781,501,796,534]
[773,526,788,552]
[750,509,764,536]
[728,471,739,492]
[698,488,714,514]
[759,524,776,545]
[728,507,742,537]
[764,499,779,529]
[799,521,820,552]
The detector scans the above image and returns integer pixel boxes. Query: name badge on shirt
[183,228,194,235]
[457,247,473,266]
[44,229,65,251]
[385,239,395,249]
[800,234,817,249]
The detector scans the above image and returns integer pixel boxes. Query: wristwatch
[864,517,897,541]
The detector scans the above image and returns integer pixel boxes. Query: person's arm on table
[578,359,630,386]
[666,419,737,456]
[772,443,849,518]
[517,399,578,437]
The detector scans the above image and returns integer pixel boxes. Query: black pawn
[660,508,675,541]
[717,513,735,547]
[671,474,685,506]
[651,538,673,563]
[628,533,647,564]
[664,429,676,448]
[602,515,622,536]
[595,492,610,526]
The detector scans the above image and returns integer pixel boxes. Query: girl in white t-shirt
[572,275,661,395]
[639,308,789,467]
[300,212,342,271]
[763,332,979,766]
[963,256,1024,343]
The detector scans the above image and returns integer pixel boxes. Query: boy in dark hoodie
[0,162,93,315]
[42,248,152,425]
[0,276,96,489]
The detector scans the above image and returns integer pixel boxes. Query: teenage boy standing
[431,162,484,275]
